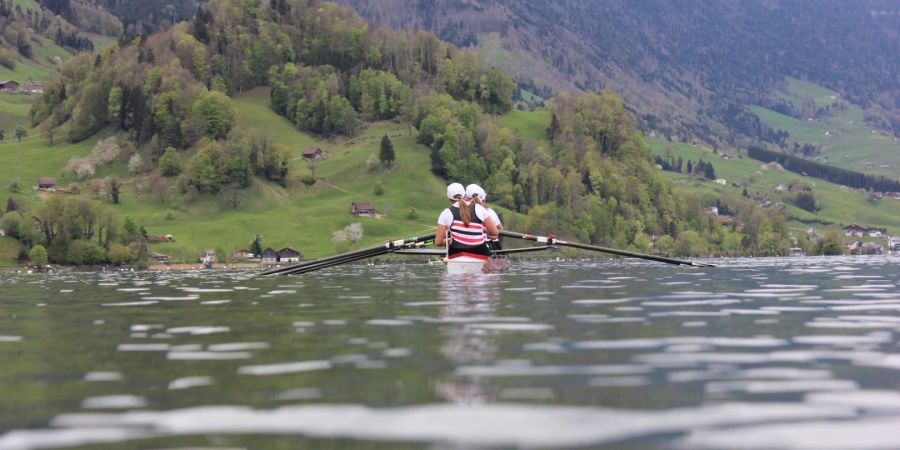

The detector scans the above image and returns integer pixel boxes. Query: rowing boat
[261,230,712,277]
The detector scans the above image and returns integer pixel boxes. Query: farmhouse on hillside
[261,247,278,264]
[302,147,324,160]
[350,202,376,217]
[36,177,56,191]
[260,247,303,264]
[277,247,302,262]
[0,80,19,92]
[842,224,867,237]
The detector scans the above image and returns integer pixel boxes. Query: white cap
[446,183,465,200]
[465,184,486,200]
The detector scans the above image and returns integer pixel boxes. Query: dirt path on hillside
[317,178,350,193]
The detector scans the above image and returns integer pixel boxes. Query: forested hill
[3,0,803,267]
[40,0,200,36]
[339,0,900,147]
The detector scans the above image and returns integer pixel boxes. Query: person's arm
[483,217,498,238]
[435,209,452,246]
[475,204,499,238]
[435,224,448,246]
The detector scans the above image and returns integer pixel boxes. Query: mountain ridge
[339,0,900,149]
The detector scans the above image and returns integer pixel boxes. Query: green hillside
[501,108,900,236]
[500,109,550,141]
[2,87,453,264]
[750,77,900,179]
[7,0,887,268]
[644,138,900,236]
[124,88,448,261]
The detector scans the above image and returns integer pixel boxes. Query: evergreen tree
[547,113,560,140]
[250,235,262,257]
[379,135,395,167]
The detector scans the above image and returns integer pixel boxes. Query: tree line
[747,145,900,193]
[654,156,717,180]
[2,195,149,266]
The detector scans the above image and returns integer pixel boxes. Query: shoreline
[147,262,262,271]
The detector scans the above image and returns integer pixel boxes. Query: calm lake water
[2,256,900,449]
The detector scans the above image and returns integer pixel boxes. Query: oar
[493,245,555,256]
[260,245,387,276]
[499,230,714,267]
[277,250,391,275]
[262,233,436,276]
[394,249,447,256]
[281,239,435,275]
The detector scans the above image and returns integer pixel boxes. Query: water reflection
[435,272,503,404]
[1,256,900,449]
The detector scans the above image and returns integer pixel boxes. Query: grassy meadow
[750,77,900,178]
[644,138,900,235]
[2,86,455,264]
[500,109,551,141]
[491,107,900,236]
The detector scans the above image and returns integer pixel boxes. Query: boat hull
[445,255,505,275]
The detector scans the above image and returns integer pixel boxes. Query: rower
[435,183,498,261]
[465,184,503,251]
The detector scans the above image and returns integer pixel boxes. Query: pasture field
[499,109,551,141]
[645,137,900,235]
[76,88,452,262]
[751,77,900,178]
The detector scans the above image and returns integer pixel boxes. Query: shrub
[67,240,105,266]
[0,49,15,70]
[107,244,135,265]
[158,147,180,176]
[28,245,48,267]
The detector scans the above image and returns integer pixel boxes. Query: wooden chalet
[261,247,278,264]
[277,247,302,262]
[302,147,323,160]
[842,224,867,237]
[0,80,19,92]
[350,202,376,217]
[36,177,56,191]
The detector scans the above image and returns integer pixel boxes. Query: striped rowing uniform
[485,207,502,251]
[437,202,491,260]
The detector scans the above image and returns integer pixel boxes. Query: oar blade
[499,230,712,268]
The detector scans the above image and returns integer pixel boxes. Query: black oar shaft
[261,233,436,276]
[499,231,713,267]
[279,248,392,275]
[492,245,555,255]
[261,244,387,275]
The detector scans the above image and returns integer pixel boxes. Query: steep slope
[339,0,900,148]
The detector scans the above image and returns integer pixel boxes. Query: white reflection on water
[0,402,858,450]
[3,257,900,449]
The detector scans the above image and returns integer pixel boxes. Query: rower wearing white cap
[465,184,503,250]
[436,182,498,261]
